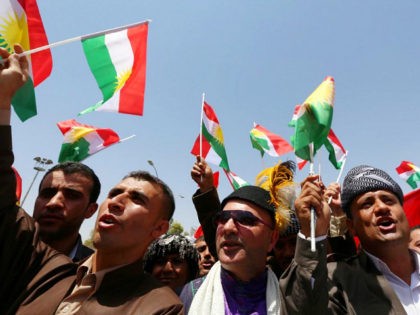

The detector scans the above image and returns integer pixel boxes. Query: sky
[9,1,420,240]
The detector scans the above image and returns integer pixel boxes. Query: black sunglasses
[214,210,274,230]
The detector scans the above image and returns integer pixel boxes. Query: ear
[268,228,280,252]
[84,203,98,219]
[151,219,170,239]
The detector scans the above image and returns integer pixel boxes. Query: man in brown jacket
[0,45,183,314]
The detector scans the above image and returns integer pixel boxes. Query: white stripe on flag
[98,29,134,111]
[85,131,106,154]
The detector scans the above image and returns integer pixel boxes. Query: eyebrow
[108,186,150,203]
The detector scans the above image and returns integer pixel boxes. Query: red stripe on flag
[96,129,120,146]
[18,0,52,86]
[203,102,220,124]
[119,23,148,115]
[396,161,415,174]
[327,129,345,152]
[255,124,293,156]
[404,189,420,228]
[191,135,211,157]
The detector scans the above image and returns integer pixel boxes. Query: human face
[348,190,409,253]
[272,234,297,272]
[215,200,278,281]
[195,239,216,276]
[409,229,420,253]
[151,253,190,291]
[93,178,169,261]
[33,171,97,242]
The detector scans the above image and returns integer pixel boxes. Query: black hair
[143,234,199,282]
[123,170,175,220]
[39,162,100,203]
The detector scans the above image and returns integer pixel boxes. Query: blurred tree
[167,221,184,235]
[83,229,94,249]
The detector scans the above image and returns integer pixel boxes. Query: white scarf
[188,261,281,315]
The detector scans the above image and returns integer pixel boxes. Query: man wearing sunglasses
[187,185,281,314]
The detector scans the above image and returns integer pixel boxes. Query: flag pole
[309,143,316,252]
[199,93,205,182]
[0,20,151,65]
[200,93,205,159]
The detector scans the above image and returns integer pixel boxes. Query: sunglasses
[214,210,274,230]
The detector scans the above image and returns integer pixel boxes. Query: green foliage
[167,221,184,235]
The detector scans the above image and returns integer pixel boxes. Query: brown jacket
[280,237,407,315]
[0,126,183,314]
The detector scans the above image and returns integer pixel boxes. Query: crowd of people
[1,46,419,314]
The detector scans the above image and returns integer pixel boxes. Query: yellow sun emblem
[0,11,29,53]
[114,69,132,92]
[213,125,225,144]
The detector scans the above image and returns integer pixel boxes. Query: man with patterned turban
[282,165,420,314]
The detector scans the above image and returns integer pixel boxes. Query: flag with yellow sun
[79,21,149,116]
[0,0,51,121]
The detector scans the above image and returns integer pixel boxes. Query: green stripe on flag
[59,137,91,162]
[407,173,420,189]
[202,125,230,170]
[82,35,118,103]
[291,102,332,160]
[250,134,270,157]
[11,77,37,122]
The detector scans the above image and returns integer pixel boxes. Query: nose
[108,193,126,213]
[162,260,175,273]
[219,217,238,235]
[45,191,64,210]
[202,247,211,259]
[373,199,391,216]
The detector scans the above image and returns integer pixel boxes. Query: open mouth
[376,217,396,231]
[98,214,119,228]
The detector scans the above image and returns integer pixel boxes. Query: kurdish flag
[289,77,335,161]
[57,119,120,162]
[396,161,420,189]
[403,189,420,227]
[324,129,346,169]
[250,123,293,158]
[79,21,148,116]
[191,102,230,170]
[0,0,52,121]
[224,169,249,190]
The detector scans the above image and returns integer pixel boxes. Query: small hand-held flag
[289,77,335,163]
[191,99,230,171]
[224,169,249,190]
[289,76,335,252]
[324,129,346,169]
[250,123,293,157]
[57,119,125,162]
[0,0,52,121]
[396,161,420,189]
[79,21,149,116]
